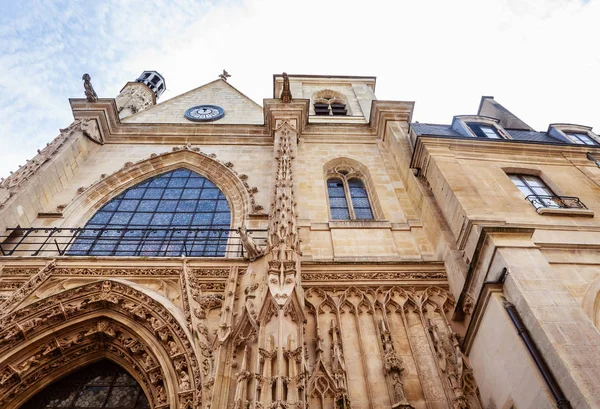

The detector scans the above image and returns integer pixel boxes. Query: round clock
[184,105,225,122]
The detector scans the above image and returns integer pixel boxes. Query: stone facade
[0,75,597,409]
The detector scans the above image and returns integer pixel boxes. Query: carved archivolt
[61,144,264,228]
[0,279,202,409]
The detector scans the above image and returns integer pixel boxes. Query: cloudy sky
[0,0,598,179]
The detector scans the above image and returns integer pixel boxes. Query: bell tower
[115,70,166,119]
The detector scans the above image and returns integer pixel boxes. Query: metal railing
[525,194,587,210]
[0,227,268,258]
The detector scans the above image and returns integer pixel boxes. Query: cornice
[69,97,415,145]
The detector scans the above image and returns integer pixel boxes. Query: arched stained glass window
[21,360,150,409]
[326,173,374,221]
[69,168,231,257]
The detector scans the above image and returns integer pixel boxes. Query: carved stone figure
[82,73,98,102]
[281,72,292,103]
[179,371,191,391]
[237,225,265,261]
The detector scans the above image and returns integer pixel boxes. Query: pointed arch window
[21,360,150,409]
[327,171,374,220]
[69,168,231,257]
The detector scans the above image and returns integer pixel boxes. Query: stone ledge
[536,207,594,217]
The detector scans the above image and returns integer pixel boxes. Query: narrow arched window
[348,179,373,219]
[69,168,231,257]
[326,171,374,221]
[21,360,150,409]
[327,178,350,220]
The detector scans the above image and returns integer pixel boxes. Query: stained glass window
[68,169,231,257]
[21,360,150,409]
[327,174,374,221]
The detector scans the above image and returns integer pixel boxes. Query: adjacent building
[0,72,597,409]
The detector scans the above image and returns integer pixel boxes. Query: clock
[184,105,225,122]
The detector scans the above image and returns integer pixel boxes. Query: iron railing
[0,227,267,258]
[525,194,588,210]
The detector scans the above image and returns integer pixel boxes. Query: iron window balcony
[0,226,267,258]
[524,195,593,216]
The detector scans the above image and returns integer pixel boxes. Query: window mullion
[343,178,356,220]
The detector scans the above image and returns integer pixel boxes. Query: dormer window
[548,124,599,146]
[466,122,502,139]
[312,90,348,116]
[565,132,598,146]
[452,115,510,140]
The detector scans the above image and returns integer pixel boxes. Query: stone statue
[281,72,292,103]
[179,371,191,391]
[82,73,98,102]
[237,225,265,261]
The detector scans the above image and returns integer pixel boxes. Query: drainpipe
[501,297,573,409]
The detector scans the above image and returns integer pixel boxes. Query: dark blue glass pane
[148,178,168,188]
[70,169,231,257]
[172,169,191,177]
[163,189,183,199]
[137,200,158,212]
[118,200,139,211]
[329,197,348,207]
[200,189,219,199]
[124,188,145,199]
[331,207,350,220]
[157,201,177,212]
[167,178,186,188]
[130,213,153,225]
[102,200,121,211]
[177,200,197,212]
[143,189,163,199]
[186,178,204,188]
[354,207,374,219]
[89,212,112,224]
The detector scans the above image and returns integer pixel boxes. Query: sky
[0,0,598,179]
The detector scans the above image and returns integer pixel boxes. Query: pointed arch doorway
[20,359,150,409]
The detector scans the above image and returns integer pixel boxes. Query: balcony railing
[525,194,588,210]
[0,227,267,258]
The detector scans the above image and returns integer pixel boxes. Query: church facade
[0,71,598,409]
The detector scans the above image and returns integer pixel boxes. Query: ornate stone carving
[82,73,98,102]
[0,279,203,409]
[237,225,266,261]
[281,72,292,103]
[302,270,446,282]
[380,319,413,408]
[462,292,475,315]
[0,261,55,315]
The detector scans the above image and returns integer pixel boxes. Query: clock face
[184,105,225,122]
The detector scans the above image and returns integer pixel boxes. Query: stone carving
[281,72,292,103]
[219,69,231,81]
[462,292,475,315]
[302,270,446,282]
[0,280,202,409]
[237,225,266,261]
[380,319,413,408]
[116,84,154,116]
[427,319,481,409]
[81,118,104,145]
[82,73,98,102]
[0,261,55,316]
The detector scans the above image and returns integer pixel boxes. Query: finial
[219,69,231,81]
[281,72,292,103]
[82,73,98,102]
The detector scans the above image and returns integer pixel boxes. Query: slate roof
[411,123,568,145]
